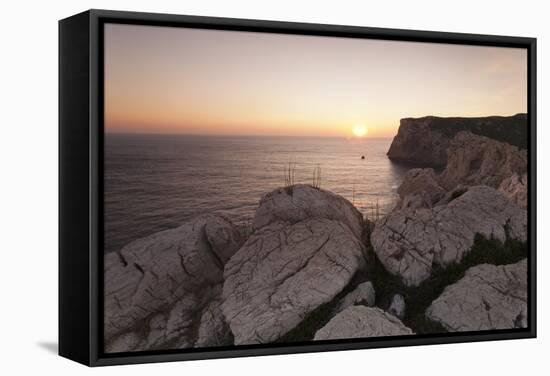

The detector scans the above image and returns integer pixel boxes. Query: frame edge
[59,10,93,366]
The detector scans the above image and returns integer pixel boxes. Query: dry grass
[363,198,381,222]
[312,164,322,189]
[283,162,296,187]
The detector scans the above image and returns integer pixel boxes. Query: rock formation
[498,173,528,209]
[104,214,244,351]
[195,286,235,348]
[103,111,531,350]
[252,184,365,240]
[396,168,446,209]
[439,131,527,191]
[387,114,527,167]
[395,131,528,211]
[222,218,366,345]
[388,294,406,320]
[426,259,527,331]
[371,186,526,287]
[314,306,413,340]
[335,281,376,313]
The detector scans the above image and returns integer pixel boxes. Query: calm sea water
[104,134,410,254]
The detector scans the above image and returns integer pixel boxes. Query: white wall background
[0,0,547,374]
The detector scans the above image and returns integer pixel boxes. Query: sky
[104,23,527,138]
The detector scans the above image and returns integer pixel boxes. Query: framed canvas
[59,9,537,366]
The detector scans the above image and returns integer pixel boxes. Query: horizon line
[104,131,395,139]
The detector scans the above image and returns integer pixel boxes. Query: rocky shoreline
[387,114,527,167]
[104,115,528,352]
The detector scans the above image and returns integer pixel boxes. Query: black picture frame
[59,9,537,367]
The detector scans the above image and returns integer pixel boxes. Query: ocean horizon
[104,133,410,254]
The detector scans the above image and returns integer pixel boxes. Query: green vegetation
[365,233,527,334]
[276,270,368,343]
[428,114,527,149]
[277,233,527,343]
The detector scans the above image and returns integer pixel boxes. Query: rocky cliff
[376,128,529,287]
[439,131,527,191]
[395,131,528,209]
[387,114,527,167]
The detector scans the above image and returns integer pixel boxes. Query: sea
[104,134,411,254]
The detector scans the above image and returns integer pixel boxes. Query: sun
[352,124,368,138]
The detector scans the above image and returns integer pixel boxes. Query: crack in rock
[222,218,366,345]
[371,186,526,286]
[104,214,243,352]
[425,259,527,331]
[252,184,364,240]
[314,306,413,340]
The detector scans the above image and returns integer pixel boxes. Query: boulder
[387,114,527,167]
[335,281,376,313]
[222,218,366,345]
[195,286,234,348]
[252,184,364,240]
[314,306,413,340]
[371,186,526,286]
[105,284,233,352]
[104,331,144,354]
[388,294,406,319]
[498,173,528,209]
[426,259,527,331]
[104,214,244,351]
[439,131,527,191]
[396,168,446,209]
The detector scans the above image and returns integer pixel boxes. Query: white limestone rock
[426,259,528,331]
[439,131,527,191]
[498,173,528,209]
[371,186,526,286]
[386,114,527,167]
[252,184,364,239]
[103,214,243,351]
[195,286,234,348]
[396,168,446,209]
[314,306,413,340]
[388,294,406,319]
[222,218,366,345]
[335,281,376,313]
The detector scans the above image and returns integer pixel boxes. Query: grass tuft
[312,164,322,189]
[283,162,296,188]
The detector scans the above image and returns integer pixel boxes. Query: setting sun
[352,124,368,137]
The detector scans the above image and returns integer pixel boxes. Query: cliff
[374,130,528,288]
[439,131,527,191]
[386,113,527,167]
[393,131,527,210]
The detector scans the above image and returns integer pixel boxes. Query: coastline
[103,114,528,352]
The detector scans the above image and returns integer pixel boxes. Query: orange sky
[104,24,527,138]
